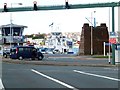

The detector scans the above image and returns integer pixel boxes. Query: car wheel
[38,56,43,60]
[3,54,7,58]
[19,56,23,60]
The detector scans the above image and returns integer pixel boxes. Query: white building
[45,32,73,53]
[0,24,27,49]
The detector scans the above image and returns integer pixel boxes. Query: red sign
[77,41,80,44]
[27,41,30,45]
[109,38,116,44]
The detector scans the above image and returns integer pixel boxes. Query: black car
[3,48,10,58]
[53,49,60,54]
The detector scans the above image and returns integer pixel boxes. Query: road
[1,56,119,90]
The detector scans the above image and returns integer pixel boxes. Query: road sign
[105,43,111,46]
[109,38,116,44]
[109,32,117,38]
[116,44,120,50]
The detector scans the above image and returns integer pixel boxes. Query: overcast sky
[0,0,119,35]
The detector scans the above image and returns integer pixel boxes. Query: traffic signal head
[33,1,38,10]
[4,3,8,12]
[65,0,70,9]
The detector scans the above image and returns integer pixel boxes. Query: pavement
[1,55,119,67]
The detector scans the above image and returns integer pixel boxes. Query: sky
[0,0,119,35]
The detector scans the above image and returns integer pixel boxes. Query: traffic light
[4,3,8,12]
[65,0,70,9]
[33,1,38,10]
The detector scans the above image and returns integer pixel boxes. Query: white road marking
[73,70,120,82]
[31,69,78,90]
[0,78,4,90]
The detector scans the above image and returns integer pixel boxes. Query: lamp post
[10,3,22,48]
[108,3,111,64]
[85,11,96,55]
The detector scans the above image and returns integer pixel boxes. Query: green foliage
[32,34,45,39]
[25,33,46,39]
[25,34,33,38]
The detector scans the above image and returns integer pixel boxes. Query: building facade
[0,24,27,49]
[45,32,73,53]
[79,23,109,55]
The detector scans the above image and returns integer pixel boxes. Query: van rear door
[18,47,33,58]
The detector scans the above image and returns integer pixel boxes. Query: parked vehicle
[40,48,48,54]
[52,49,60,54]
[10,46,44,60]
[37,48,54,54]
[46,48,54,54]
[3,48,10,58]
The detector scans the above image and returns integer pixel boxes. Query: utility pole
[118,7,120,44]
[111,6,115,65]
[10,3,22,48]
[85,11,96,55]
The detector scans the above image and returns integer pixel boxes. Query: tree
[25,33,46,39]
[32,34,45,39]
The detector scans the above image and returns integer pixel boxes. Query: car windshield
[47,48,54,51]
[41,49,46,52]
[38,48,48,52]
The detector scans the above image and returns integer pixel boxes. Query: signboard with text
[109,32,117,38]
[116,44,120,50]
[109,32,117,44]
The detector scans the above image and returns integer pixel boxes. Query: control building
[0,24,27,49]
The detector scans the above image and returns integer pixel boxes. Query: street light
[10,3,22,48]
[108,1,111,64]
[91,12,93,55]
[85,11,96,55]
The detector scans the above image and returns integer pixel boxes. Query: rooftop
[0,23,27,28]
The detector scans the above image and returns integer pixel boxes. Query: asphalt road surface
[1,61,119,90]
